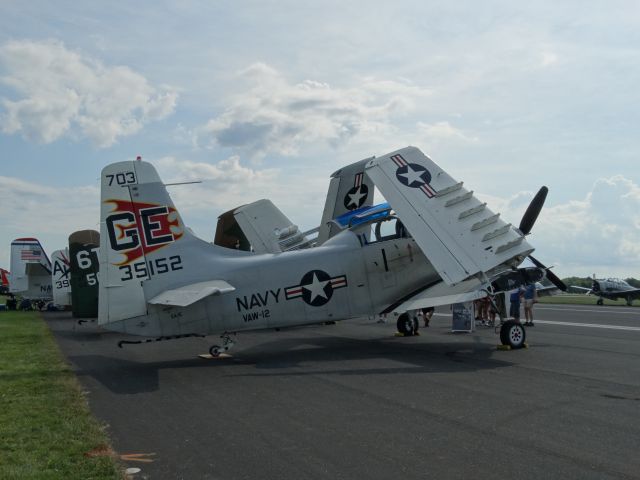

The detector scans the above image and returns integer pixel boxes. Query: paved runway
[46,304,640,480]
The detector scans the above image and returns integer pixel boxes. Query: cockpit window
[359,217,410,245]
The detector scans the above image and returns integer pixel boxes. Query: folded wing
[366,147,533,286]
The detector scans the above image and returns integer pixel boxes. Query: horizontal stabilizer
[148,280,236,307]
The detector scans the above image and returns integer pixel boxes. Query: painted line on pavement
[432,313,640,331]
[532,320,640,331]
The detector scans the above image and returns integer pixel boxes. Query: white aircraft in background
[571,277,640,306]
[51,248,72,308]
[9,237,52,300]
[98,146,563,353]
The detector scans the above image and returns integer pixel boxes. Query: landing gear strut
[209,333,236,357]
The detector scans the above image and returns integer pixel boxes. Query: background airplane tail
[68,230,100,318]
[51,248,71,307]
[316,157,375,244]
[9,237,52,298]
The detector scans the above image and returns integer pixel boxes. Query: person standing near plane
[509,287,523,322]
[421,307,434,327]
[523,283,538,326]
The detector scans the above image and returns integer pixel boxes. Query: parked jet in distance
[571,278,640,305]
[98,146,562,353]
[9,238,52,300]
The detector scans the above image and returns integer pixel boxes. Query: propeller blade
[529,255,567,291]
[519,186,548,235]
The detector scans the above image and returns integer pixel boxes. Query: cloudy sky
[1,0,639,278]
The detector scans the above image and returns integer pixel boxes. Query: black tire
[397,313,414,336]
[209,345,221,357]
[499,320,526,349]
[597,298,603,306]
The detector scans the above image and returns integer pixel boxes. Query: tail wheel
[397,313,415,336]
[499,320,526,349]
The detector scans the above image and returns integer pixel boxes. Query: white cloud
[0,39,177,147]
[200,63,431,157]
[417,121,478,142]
[0,175,99,267]
[480,175,640,278]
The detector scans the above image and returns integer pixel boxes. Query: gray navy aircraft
[572,278,640,305]
[97,146,563,353]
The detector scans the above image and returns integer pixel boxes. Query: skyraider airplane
[571,278,640,306]
[99,146,555,353]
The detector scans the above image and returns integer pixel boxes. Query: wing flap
[366,147,534,285]
[148,280,235,307]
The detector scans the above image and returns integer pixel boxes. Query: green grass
[0,310,121,479]
[537,294,638,307]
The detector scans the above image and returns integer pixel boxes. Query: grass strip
[0,310,121,479]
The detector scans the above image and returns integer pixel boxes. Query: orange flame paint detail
[106,199,184,266]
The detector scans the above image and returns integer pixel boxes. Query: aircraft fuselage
[105,231,438,337]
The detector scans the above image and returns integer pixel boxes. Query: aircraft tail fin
[9,237,52,299]
[51,248,71,307]
[98,159,233,328]
[316,157,375,244]
[68,230,100,318]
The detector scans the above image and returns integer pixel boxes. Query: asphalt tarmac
[46,304,640,480]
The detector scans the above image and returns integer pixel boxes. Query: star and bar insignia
[285,269,348,307]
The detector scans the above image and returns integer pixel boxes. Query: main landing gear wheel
[397,313,419,336]
[499,320,526,349]
[597,298,603,306]
[209,345,221,357]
